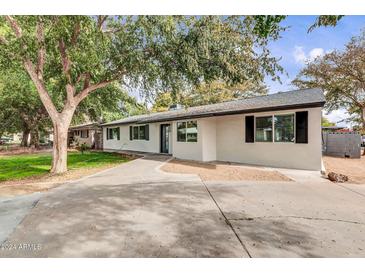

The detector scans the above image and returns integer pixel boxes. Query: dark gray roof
[69,122,100,130]
[101,88,325,126]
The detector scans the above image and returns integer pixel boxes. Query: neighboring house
[102,88,325,170]
[68,122,103,149]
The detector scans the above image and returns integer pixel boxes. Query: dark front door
[160,124,170,154]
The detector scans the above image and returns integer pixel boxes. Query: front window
[177,121,197,142]
[107,127,120,140]
[139,125,146,140]
[186,121,198,142]
[132,125,147,140]
[255,116,273,142]
[274,114,295,142]
[177,122,187,142]
[80,130,88,138]
[133,126,139,139]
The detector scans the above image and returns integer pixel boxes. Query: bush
[77,143,90,154]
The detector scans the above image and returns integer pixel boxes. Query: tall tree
[293,30,365,132]
[0,15,285,173]
[152,80,267,112]
[0,68,50,147]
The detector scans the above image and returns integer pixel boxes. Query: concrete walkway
[1,155,365,257]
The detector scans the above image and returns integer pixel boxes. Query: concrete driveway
[0,155,365,257]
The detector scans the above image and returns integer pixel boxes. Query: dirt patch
[323,156,365,184]
[161,159,291,182]
[0,163,122,197]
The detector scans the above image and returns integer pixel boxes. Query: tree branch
[97,16,108,30]
[58,39,72,83]
[75,79,114,104]
[71,21,81,46]
[75,72,91,88]
[36,20,46,80]
[23,59,59,119]
[4,16,60,121]
[5,16,22,38]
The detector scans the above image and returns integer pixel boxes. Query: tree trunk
[20,128,31,147]
[50,110,74,174]
[30,128,40,149]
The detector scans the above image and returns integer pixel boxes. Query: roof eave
[101,101,325,127]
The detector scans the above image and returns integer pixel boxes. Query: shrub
[77,143,90,154]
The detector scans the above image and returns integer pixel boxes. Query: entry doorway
[160,124,171,154]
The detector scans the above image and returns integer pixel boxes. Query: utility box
[322,132,362,158]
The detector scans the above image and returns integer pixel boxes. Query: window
[177,121,197,142]
[107,127,120,140]
[255,116,272,142]
[274,114,294,142]
[133,126,139,139]
[186,121,198,142]
[139,125,146,140]
[131,125,149,140]
[177,122,186,142]
[80,130,89,138]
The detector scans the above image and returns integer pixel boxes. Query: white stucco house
[101,88,325,170]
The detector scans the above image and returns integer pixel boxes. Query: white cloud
[293,46,325,64]
[293,46,306,64]
[323,109,352,127]
[308,48,324,61]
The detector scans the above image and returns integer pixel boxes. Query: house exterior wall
[170,120,203,161]
[102,106,322,170]
[103,123,160,153]
[200,118,217,161]
[215,107,322,170]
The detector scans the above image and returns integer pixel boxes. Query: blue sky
[265,15,365,126]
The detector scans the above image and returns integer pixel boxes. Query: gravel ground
[323,155,365,184]
[161,159,291,182]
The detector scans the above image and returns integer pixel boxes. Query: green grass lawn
[0,151,129,182]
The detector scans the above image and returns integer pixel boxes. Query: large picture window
[131,125,149,140]
[274,114,294,142]
[107,127,120,140]
[177,121,197,142]
[255,116,273,142]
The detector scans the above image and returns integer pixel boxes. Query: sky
[265,15,365,126]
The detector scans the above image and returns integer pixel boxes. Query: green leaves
[308,15,344,33]
[0,15,285,114]
[293,30,365,128]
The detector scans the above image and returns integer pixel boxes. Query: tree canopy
[293,30,365,131]
[0,15,286,173]
[152,80,267,112]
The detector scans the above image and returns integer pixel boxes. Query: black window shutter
[245,116,254,143]
[129,126,133,140]
[145,125,149,140]
[295,111,308,144]
[117,127,120,140]
[106,128,109,140]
